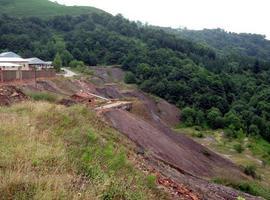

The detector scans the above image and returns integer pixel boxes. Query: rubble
[0,86,28,106]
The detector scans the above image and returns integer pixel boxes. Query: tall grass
[0,102,167,200]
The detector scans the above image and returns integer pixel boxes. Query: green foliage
[53,52,62,72]
[28,92,57,102]
[181,107,197,126]
[0,0,105,18]
[212,178,270,199]
[146,175,157,189]
[124,72,136,84]
[233,144,244,153]
[69,60,84,68]
[244,165,258,178]
[0,102,164,199]
[207,107,224,129]
[0,11,270,142]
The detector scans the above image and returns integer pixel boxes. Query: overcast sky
[54,0,270,39]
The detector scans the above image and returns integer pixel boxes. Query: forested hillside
[160,27,270,62]
[1,11,270,143]
[0,0,105,18]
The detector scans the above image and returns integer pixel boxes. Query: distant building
[0,57,29,70]
[25,57,53,70]
[0,52,53,70]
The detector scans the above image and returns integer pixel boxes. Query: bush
[233,144,244,153]
[249,124,260,136]
[29,92,57,102]
[124,72,136,84]
[244,165,257,178]
[212,178,270,199]
[181,107,196,126]
[146,175,156,189]
[69,60,85,68]
[207,107,224,129]
[224,111,242,130]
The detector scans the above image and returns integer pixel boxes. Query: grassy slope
[0,0,105,18]
[175,126,270,199]
[0,101,167,199]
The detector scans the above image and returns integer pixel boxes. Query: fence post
[0,69,2,83]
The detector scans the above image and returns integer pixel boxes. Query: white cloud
[54,0,270,38]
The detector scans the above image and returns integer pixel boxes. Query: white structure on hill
[0,51,53,70]
[25,57,53,69]
[0,57,29,70]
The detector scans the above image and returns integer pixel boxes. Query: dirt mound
[96,84,124,99]
[0,86,28,106]
[90,66,125,83]
[122,90,180,127]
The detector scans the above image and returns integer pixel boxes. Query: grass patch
[27,91,58,102]
[212,178,270,200]
[0,101,167,200]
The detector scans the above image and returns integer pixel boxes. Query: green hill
[0,0,106,18]
[155,27,270,62]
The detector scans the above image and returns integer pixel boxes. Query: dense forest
[1,13,270,142]
[156,27,270,62]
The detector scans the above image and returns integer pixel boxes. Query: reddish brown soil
[0,86,28,106]
[122,90,180,127]
[102,109,261,200]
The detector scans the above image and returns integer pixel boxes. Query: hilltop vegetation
[0,1,270,143]
[0,0,105,18]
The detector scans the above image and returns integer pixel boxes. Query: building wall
[0,69,55,82]
[0,62,29,70]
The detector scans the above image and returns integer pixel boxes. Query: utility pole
[34,66,37,88]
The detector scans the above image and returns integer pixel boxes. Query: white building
[0,57,29,70]
[25,58,53,70]
[0,52,53,70]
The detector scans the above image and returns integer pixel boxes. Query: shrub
[181,107,196,126]
[124,72,136,84]
[233,144,244,153]
[244,165,257,178]
[29,92,57,102]
[146,175,156,189]
[69,60,84,68]
[224,111,242,130]
[207,107,224,129]
[212,178,270,199]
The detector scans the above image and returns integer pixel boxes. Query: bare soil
[102,109,261,200]
[0,85,28,106]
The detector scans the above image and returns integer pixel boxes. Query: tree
[124,72,136,84]
[224,111,242,130]
[53,52,62,72]
[61,50,73,67]
[253,59,260,74]
[207,107,224,129]
[181,107,196,126]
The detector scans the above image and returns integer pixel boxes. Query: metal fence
[0,69,55,83]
